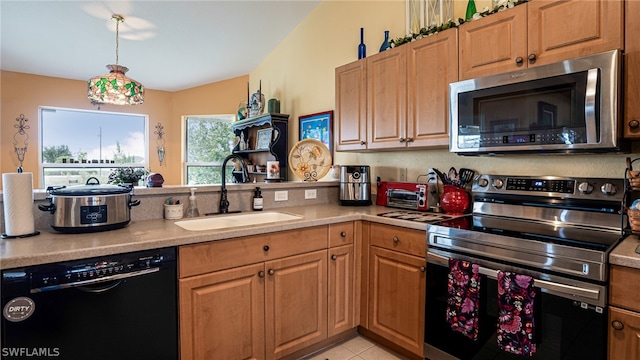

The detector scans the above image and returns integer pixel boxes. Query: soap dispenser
[253,187,263,211]
[186,187,200,218]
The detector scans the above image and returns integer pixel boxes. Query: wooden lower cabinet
[367,246,426,357]
[179,223,359,360]
[328,244,355,337]
[266,250,327,359]
[179,263,265,360]
[609,306,640,359]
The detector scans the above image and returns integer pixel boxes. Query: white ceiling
[0,0,321,92]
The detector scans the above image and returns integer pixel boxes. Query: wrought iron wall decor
[154,122,165,166]
[13,114,30,172]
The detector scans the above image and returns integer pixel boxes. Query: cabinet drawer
[610,265,640,312]
[179,226,328,278]
[329,222,354,247]
[369,223,426,258]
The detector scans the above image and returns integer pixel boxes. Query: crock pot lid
[49,184,131,196]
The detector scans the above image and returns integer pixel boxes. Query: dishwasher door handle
[30,268,160,293]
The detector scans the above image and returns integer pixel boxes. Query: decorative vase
[379,30,390,52]
[465,0,477,20]
[440,185,470,215]
[358,27,366,59]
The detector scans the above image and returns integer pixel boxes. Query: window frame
[38,106,149,188]
[182,114,236,185]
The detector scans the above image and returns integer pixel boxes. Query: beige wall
[251,0,639,183]
[2,0,638,190]
[0,70,247,189]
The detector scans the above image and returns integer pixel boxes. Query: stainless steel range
[424,174,624,360]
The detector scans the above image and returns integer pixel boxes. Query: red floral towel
[497,271,537,356]
[446,259,481,340]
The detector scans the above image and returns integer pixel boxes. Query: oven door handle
[427,251,600,301]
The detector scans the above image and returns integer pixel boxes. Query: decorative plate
[288,139,332,181]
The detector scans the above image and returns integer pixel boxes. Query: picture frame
[299,110,333,154]
[256,128,273,150]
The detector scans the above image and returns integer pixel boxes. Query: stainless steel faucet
[219,154,249,213]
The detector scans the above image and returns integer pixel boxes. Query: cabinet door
[458,4,527,80]
[368,246,426,356]
[527,0,623,67]
[335,61,367,150]
[407,29,458,148]
[265,250,327,359]
[328,244,355,337]
[609,306,640,359]
[179,263,265,360]
[625,0,640,138]
[366,46,407,149]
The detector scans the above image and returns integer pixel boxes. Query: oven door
[425,250,607,360]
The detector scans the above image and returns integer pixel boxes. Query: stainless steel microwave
[449,50,624,155]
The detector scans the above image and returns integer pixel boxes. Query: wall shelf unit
[232,113,289,182]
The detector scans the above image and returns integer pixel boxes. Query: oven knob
[601,183,617,196]
[578,182,594,194]
[477,178,489,187]
[492,178,504,189]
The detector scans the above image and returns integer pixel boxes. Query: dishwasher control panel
[2,248,175,294]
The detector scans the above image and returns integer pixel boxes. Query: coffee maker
[339,165,372,206]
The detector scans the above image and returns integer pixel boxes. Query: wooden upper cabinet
[459,0,623,81]
[406,29,458,148]
[366,46,407,150]
[528,0,623,66]
[335,60,367,151]
[458,4,527,80]
[625,0,640,138]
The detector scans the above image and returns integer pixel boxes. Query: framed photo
[256,128,273,150]
[299,110,333,153]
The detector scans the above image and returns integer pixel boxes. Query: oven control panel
[473,174,624,201]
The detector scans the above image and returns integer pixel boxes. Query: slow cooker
[38,177,140,233]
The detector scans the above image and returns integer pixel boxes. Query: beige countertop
[0,204,430,269]
[610,234,640,269]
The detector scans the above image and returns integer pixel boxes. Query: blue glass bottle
[379,30,390,52]
[358,28,366,59]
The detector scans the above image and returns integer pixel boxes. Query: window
[39,107,148,188]
[184,115,236,185]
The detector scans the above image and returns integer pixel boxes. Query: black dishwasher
[1,247,177,360]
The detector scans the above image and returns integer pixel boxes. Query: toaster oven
[376,181,438,211]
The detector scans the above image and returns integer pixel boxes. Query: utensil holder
[164,204,183,220]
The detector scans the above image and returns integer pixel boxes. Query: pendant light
[88,14,144,105]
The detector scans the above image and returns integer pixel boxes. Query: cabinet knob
[515,57,524,65]
[528,53,537,62]
[360,141,366,145]
[419,266,426,272]
[393,236,399,243]
[258,271,265,278]
[263,245,270,251]
[268,269,275,276]
[331,255,338,261]
[406,137,413,143]
[612,320,624,331]
[340,231,347,238]
[399,137,406,143]
[630,120,640,129]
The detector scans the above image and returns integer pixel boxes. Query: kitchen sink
[174,211,303,231]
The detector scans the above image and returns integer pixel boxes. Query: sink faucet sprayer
[219,154,249,213]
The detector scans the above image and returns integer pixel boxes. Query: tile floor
[302,336,408,360]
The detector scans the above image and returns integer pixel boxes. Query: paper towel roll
[2,172,35,236]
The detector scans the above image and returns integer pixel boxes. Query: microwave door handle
[584,68,599,143]
[427,251,600,301]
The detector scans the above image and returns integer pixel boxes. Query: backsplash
[0,183,340,234]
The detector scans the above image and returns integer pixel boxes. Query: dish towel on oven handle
[497,271,537,356]
[446,258,481,340]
